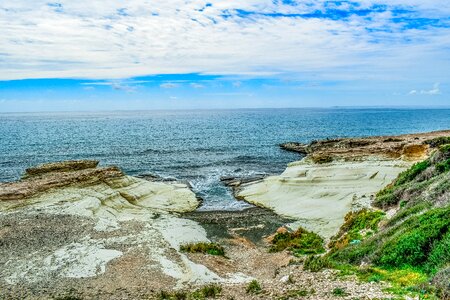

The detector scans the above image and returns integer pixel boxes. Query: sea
[0,108,449,210]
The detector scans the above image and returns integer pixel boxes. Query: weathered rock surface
[24,160,100,177]
[0,156,401,299]
[279,142,308,154]
[282,130,450,162]
[0,167,124,201]
[0,162,249,299]
[237,130,450,239]
[237,160,409,238]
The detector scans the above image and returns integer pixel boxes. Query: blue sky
[0,0,449,111]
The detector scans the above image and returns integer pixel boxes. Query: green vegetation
[436,158,450,173]
[325,143,450,298]
[303,255,332,272]
[180,242,225,257]
[331,287,348,297]
[328,209,384,251]
[424,136,450,148]
[158,284,222,300]
[329,206,450,274]
[158,291,188,300]
[375,160,430,207]
[377,207,449,273]
[386,201,431,226]
[270,227,325,255]
[193,284,222,299]
[374,141,450,209]
[246,280,262,294]
[54,296,82,300]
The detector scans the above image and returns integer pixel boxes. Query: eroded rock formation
[0,161,248,298]
[280,130,450,162]
[238,130,450,238]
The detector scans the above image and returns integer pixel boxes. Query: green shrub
[246,280,262,294]
[332,287,348,297]
[270,227,325,255]
[158,284,222,300]
[303,255,332,272]
[424,136,450,148]
[386,201,431,226]
[158,291,188,300]
[190,284,222,299]
[396,160,430,186]
[435,158,450,173]
[328,238,377,265]
[377,207,450,273]
[327,150,449,297]
[425,231,450,274]
[180,242,225,257]
[439,144,450,153]
[329,209,384,251]
[374,186,399,207]
[374,159,432,208]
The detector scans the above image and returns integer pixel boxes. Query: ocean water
[0,108,449,210]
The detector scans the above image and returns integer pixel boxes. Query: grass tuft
[331,287,348,297]
[246,280,262,294]
[270,227,325,255]
[328,209,384,251]
[303,255,333,272]
[180,242,225,257]
[158,284,222,300]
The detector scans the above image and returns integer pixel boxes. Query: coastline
[1,130,449,299]
[234,130,450,238]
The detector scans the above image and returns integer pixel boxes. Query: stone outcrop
[238,130,450,239]
[236,160,409,238]
[24,160,100,177]
[0,161,250,298]
[0,161,123,200]
[279,142,308,154]
[220,175,266,196]
[280,130,450,162]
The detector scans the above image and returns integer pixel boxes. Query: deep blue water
[0,108,449,209]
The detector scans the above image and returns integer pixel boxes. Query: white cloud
[409,83,441,95]
[421,83,441,95]
[82,79,144,92]
[160,82,179,89]
[0,0,449,82]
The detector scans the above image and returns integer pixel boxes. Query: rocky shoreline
[1,130,449,299]
[235,130,450,238]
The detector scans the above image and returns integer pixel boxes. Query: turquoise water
[0,108,449,209]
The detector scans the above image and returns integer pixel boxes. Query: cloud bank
[0,0,449,82]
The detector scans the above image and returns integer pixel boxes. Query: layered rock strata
[237,130,450,238]
[0,161,249,298]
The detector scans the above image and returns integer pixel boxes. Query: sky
[0,0,449,112]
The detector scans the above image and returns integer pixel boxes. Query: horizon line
[1,105,450,114]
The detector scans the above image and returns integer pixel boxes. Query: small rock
[276,227,288,234]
